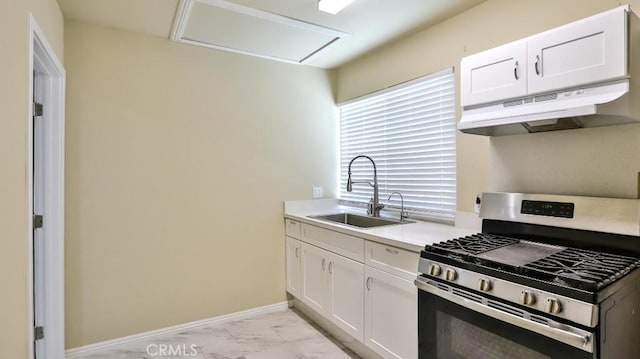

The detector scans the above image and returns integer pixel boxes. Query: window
[338,68,456,222]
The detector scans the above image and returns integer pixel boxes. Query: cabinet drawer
[285,218,301,239]
[301,223,364,262]
[365,241,418,281]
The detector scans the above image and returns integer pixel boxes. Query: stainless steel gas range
[414,192,640,359]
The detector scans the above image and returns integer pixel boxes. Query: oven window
[437,311,550,359]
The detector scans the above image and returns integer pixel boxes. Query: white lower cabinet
[300,242,330,314]
[300,242,365,340]
[286,219,417,359]
[327,250,365,341]
[364,266,417,359]
[285,236,301,297]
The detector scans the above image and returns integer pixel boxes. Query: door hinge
[33,102,43,118]
[34,326,44,340]
[33,214,43,229]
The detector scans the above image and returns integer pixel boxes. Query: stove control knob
[545,298,562,314]
[520,290,536,306]
[444,268,458,281]
[478,278,492,292]
[429,264,442,277]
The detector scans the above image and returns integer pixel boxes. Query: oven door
[415,277,596,359]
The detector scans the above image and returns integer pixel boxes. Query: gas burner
[431,233,518,255]
[523,248,640,291]
[426,233,640,292]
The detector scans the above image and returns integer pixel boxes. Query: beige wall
[0,0,64,358]
[490,124,640,197]
[64,20,337,348]
[14,0,640,352]
[336,0,640,211]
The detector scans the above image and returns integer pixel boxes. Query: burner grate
[426,233,640,292]
[431,233,518,255]
[522,248,640,291]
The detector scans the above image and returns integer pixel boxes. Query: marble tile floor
[77,308,361,359]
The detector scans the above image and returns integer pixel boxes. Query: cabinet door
[327,252,365,342]
[460,40,527,107]
[285,236,301,297]
[300,243,329,315]
[527,6,627,95]
[364,266,417,359]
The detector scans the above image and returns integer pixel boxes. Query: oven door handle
[414,278,594,353]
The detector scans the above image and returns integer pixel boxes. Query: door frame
[27,14,66,359]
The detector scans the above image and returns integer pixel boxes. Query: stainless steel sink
[309,213,412,228]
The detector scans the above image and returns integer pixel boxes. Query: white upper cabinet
[460,5,629,108]
[527,6,627,95]
[461,40,528,107]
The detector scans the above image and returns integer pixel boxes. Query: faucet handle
[368,200,384,217]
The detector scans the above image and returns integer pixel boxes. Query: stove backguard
[479,192,640,239]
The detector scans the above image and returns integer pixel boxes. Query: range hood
[458,5,640,136]
[458,79,639,136]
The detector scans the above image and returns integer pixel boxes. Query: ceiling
[59,0,485,69]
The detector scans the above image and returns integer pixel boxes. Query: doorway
[28,14,66,359]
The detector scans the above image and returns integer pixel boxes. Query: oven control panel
[417,258,598,328]
[521,200,574,218]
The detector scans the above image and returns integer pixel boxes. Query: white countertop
[284,199,477,253]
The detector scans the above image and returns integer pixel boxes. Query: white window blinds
[338,68,456,221]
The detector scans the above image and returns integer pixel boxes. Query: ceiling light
[318,0,355,15]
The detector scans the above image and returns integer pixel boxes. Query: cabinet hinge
[34,326,44,340]
[33,102,43,118]
[33,214,43,229]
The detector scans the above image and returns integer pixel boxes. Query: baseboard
[291,298,383,359]
[65,301,289,358]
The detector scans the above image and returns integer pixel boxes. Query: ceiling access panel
[170,0,351,64]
